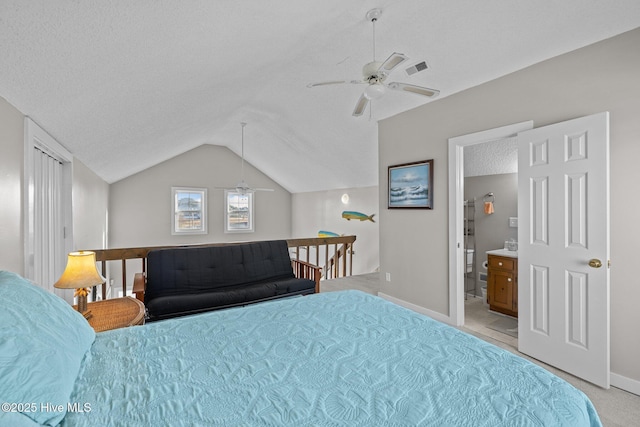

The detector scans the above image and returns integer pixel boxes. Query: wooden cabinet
[487,254,518,317]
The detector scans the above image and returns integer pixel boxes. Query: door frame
[23,117,74,301]
[447,121,533,326]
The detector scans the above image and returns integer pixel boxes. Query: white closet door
[32,147,64,293]
[24,118,73,301]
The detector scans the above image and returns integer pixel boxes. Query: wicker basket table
[76,297,145,332]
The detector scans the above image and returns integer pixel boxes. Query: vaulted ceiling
[2,1,639,193]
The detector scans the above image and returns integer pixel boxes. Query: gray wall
[0,97,25,274]
[379,28,640,384]
[109,144,292,249]
[464,173,518,295]
[292,186,379,275]
[72,159,110,251]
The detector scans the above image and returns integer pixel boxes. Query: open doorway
[463,138,520,347]
[450,114,611,387]
[446,121,532,329]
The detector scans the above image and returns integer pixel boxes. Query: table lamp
[54,251,105,316]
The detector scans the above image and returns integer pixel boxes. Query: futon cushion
[147,277,315,320]
[0,271,96,426]
[145,240,295,301]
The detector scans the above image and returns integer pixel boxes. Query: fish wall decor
[342,211,375,222]
[317,230,340,238]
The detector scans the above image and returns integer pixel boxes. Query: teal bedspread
[62,290,601,426]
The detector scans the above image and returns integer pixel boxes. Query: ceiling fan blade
[378,52,409,74]
[233,180,275,193]
[307,80,363,88]
[307,80,347,88]
[352,93,369,117]
[388,82,440,98]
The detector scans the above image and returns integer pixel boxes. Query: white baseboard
[611,372,640,396]
[378,292,640,397]
[377,292,453,325]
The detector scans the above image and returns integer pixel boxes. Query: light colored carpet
[320,272,380,295]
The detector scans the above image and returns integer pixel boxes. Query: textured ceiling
[1,1,639,193]
[464,137,518,178]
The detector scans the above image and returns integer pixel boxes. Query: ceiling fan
[219,122,274,195]
[307,8,440,117]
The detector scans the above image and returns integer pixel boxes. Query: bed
[0,271,602,426]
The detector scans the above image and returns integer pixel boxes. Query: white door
[517,112,610,388]
[24,118,73,302]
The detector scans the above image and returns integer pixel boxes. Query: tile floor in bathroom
[463,295,518,349]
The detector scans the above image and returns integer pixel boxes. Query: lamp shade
[364,83,385,100]
[54,251,105,290]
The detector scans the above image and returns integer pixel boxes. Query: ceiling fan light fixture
[364,83,385,100]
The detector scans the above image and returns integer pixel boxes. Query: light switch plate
[509,217,518,228]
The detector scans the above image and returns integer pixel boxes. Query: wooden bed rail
[87,236,356,300]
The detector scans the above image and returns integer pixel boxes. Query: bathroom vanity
[486,249,518,318]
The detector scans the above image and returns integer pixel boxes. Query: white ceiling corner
[1,1,639,193]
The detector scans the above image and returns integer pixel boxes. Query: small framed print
[388,159,433,209]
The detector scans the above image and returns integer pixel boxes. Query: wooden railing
[287,236,356,280]
[327,244,351,280]
[87,236,356,300]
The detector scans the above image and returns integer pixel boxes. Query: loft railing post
[342,245,347,277]
[349,243,353,276]
[324,245,329,279]
[121,259,127,298]
[101,260,107,300]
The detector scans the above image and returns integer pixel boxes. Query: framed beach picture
[388,159,433,209]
